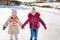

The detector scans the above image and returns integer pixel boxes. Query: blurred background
[0,0,60,6]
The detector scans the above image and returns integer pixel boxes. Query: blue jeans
[30,28,38,40]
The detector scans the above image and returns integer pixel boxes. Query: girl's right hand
[3,26,6,30]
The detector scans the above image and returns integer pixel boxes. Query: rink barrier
[0,6,30,10]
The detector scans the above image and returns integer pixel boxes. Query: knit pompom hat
[12,8,17,15]
[31,7,36,12]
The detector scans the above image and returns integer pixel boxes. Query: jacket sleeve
[39,17,47,29]
[22,19,29,27]
[18,18,22,27]
[3,18,10,27]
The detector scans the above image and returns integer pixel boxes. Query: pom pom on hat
[12,8,17,15]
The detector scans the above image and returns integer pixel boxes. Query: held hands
[21,25,24,29]
[20,23,24,29]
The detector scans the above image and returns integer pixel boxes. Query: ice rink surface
[0,6,60,40]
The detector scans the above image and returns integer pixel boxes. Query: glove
[3,26,6,30]
[21,25,24,29]
[44,25,47,30]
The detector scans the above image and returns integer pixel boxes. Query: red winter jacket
[22,12,47,30]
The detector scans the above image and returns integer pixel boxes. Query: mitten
[44,25,47,30]
[3,25,6,30]
[21,25,24,29]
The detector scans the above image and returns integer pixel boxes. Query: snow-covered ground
[28,3,60,8]
[0,5,60,40]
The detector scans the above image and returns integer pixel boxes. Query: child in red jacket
[21,7,47,40]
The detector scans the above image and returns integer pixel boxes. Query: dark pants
[30,28,38,40]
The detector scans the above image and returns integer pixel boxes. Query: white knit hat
[12,8,17,15]
[31,7,36,12]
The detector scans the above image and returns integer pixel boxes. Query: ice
[0,5,60,40]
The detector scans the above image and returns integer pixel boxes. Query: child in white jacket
[3,8,22,40]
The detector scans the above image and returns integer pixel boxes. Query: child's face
[11,14,18,20]
[31,12,36,16]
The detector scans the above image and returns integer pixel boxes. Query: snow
[29,3,60,8]
[0,5,60,40]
